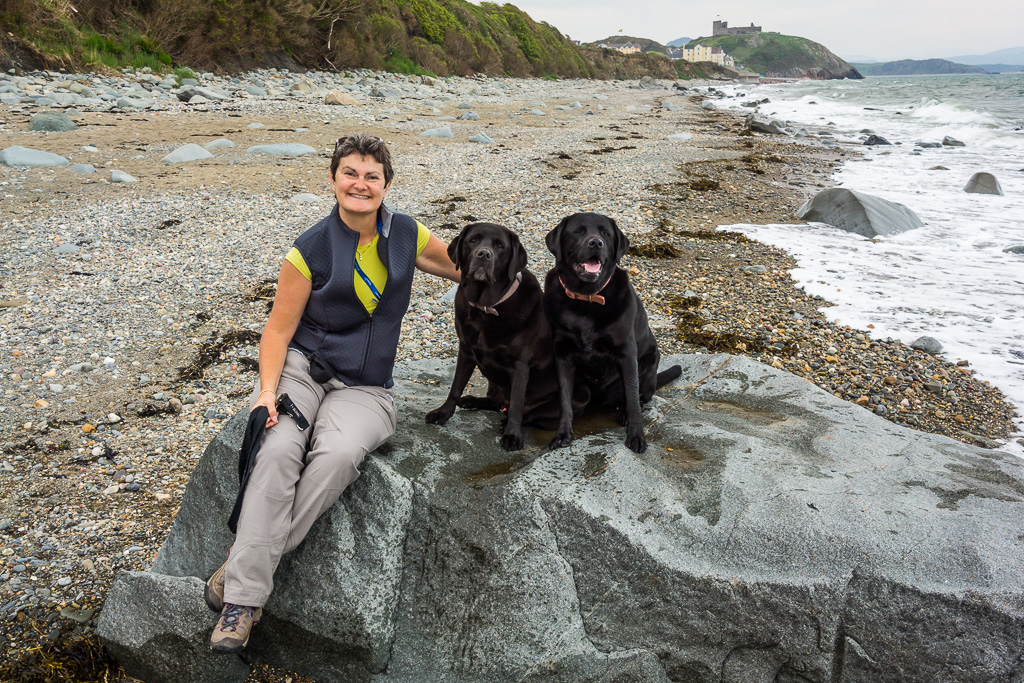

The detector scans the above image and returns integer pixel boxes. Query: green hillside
[852,59,989,76]
[689,32,862,79]
[0,0,724,79]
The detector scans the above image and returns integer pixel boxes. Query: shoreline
[0,72,1018,678]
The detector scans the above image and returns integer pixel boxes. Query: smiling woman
[200,132,460,655]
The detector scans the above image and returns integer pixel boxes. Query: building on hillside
[678,44,735,68]
[712,20,761,37]
[605,42,642,54]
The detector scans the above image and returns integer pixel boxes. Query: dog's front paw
[624,430,647,454]
[425,404,455,425]
[500,431,524,452]
[457,396,488,410]
[548,432,573,450]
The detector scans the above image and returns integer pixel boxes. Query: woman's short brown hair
[330,133,394,186]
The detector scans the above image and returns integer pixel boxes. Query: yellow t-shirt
[286,222,430,315]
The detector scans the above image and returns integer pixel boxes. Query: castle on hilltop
[713,20,761,37]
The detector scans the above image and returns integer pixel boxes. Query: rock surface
[797,187,925,237]
[963,172,1004,196]
[0,145,70,167]
[98,354,1024,682]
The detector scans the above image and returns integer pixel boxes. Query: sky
[492,1,1022,62]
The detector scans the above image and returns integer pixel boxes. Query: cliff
[690,33,862,80]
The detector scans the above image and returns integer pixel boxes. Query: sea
[706,73,1024,457]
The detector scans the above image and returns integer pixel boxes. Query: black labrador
[544,212,681,453]
[426,222,586,451]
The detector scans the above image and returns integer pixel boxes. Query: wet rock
[797,188,924,238]
[864,135,891,146]
[942,136,966,147]
[911,336,943,354]
[963,172,1003,196]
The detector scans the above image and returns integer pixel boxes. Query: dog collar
[468,272,522,316]
[559,276,608,305]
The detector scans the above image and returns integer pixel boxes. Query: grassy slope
[852,59,988,76]
[689,33,861,79]
[0,0,720,79]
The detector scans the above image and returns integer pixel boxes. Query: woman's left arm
[416,231,461,282]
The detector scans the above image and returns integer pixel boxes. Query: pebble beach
[0,67,1018,677]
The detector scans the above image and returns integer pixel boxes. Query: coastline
[0,72,1018,677]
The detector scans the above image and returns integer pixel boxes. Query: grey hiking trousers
[222,349,397,607]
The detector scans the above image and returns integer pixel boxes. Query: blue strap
[354,215,385,303]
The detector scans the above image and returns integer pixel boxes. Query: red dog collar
[559,276,609,305]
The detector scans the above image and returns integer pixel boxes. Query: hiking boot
[204,559,227,612]
[210,603,262,654]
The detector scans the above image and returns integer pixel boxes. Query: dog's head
[545,212,628,286]
[448,222,527,286]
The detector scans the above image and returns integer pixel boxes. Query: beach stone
[468,132,494,144]
[1003,245,1024,254]
[915,142,942,148]
[418,127,454,138]
[910,336,943,354]
[962,172,1003,196]
[665,132,693,141]
[700,100,716,110]
[942,136,966,147]
[116,97,148,109]
[111,170,138,183]
[289,193,321,203]
[747,118,786,135]
[161,144,213,164]
[864,135,891,146]
[246,123,265,129]
[29,111,76,132]
[97,572,249,683]
[246,144,317,155]
[0,146,70,167]
[456,111,480,120]
[797,188,924,238]
[244,85,267,96]
[68,163,96,174]
[324,91,357,105]
[204,138,234,149]
[98,355,1024,682]
[187,95,210,104]
[529,109,547,116]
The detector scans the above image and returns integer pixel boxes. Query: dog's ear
[609,216,629,263]
[507,229,527,282]
[447,226,467,273]
[546,216,569,260]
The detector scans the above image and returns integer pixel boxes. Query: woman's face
[330,153,390,219]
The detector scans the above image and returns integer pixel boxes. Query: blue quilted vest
[289,204,418,389]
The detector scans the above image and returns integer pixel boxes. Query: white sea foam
[706,75,1024,456]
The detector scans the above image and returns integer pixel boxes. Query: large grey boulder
[963,172,1004,196]
[99,355,1024,682]
[161,144,214,164]
[29,111,76,132]
[0,145,70,167]
[97,573,249,683]
[246,143,317,155]
[797,188,925,237]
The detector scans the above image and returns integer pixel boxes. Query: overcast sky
[497,1,1021,62]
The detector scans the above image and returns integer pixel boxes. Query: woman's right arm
[255,260,312,426]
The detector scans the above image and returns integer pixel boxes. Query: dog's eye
[495,242,504,250]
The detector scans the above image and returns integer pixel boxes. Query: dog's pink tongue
[583,261,601,274]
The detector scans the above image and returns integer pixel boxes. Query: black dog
[426,222,585,451]
[544,212,681,453]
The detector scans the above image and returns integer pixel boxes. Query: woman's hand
[252,390,280,428]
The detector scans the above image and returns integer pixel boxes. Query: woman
[206,133,459,654]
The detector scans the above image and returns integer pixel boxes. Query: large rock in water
[797,188,925,237]
[963,172,1004,196]
[97,355,1024,682]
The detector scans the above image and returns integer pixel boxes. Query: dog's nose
[475,248,492,261]
[587,237,604,249]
